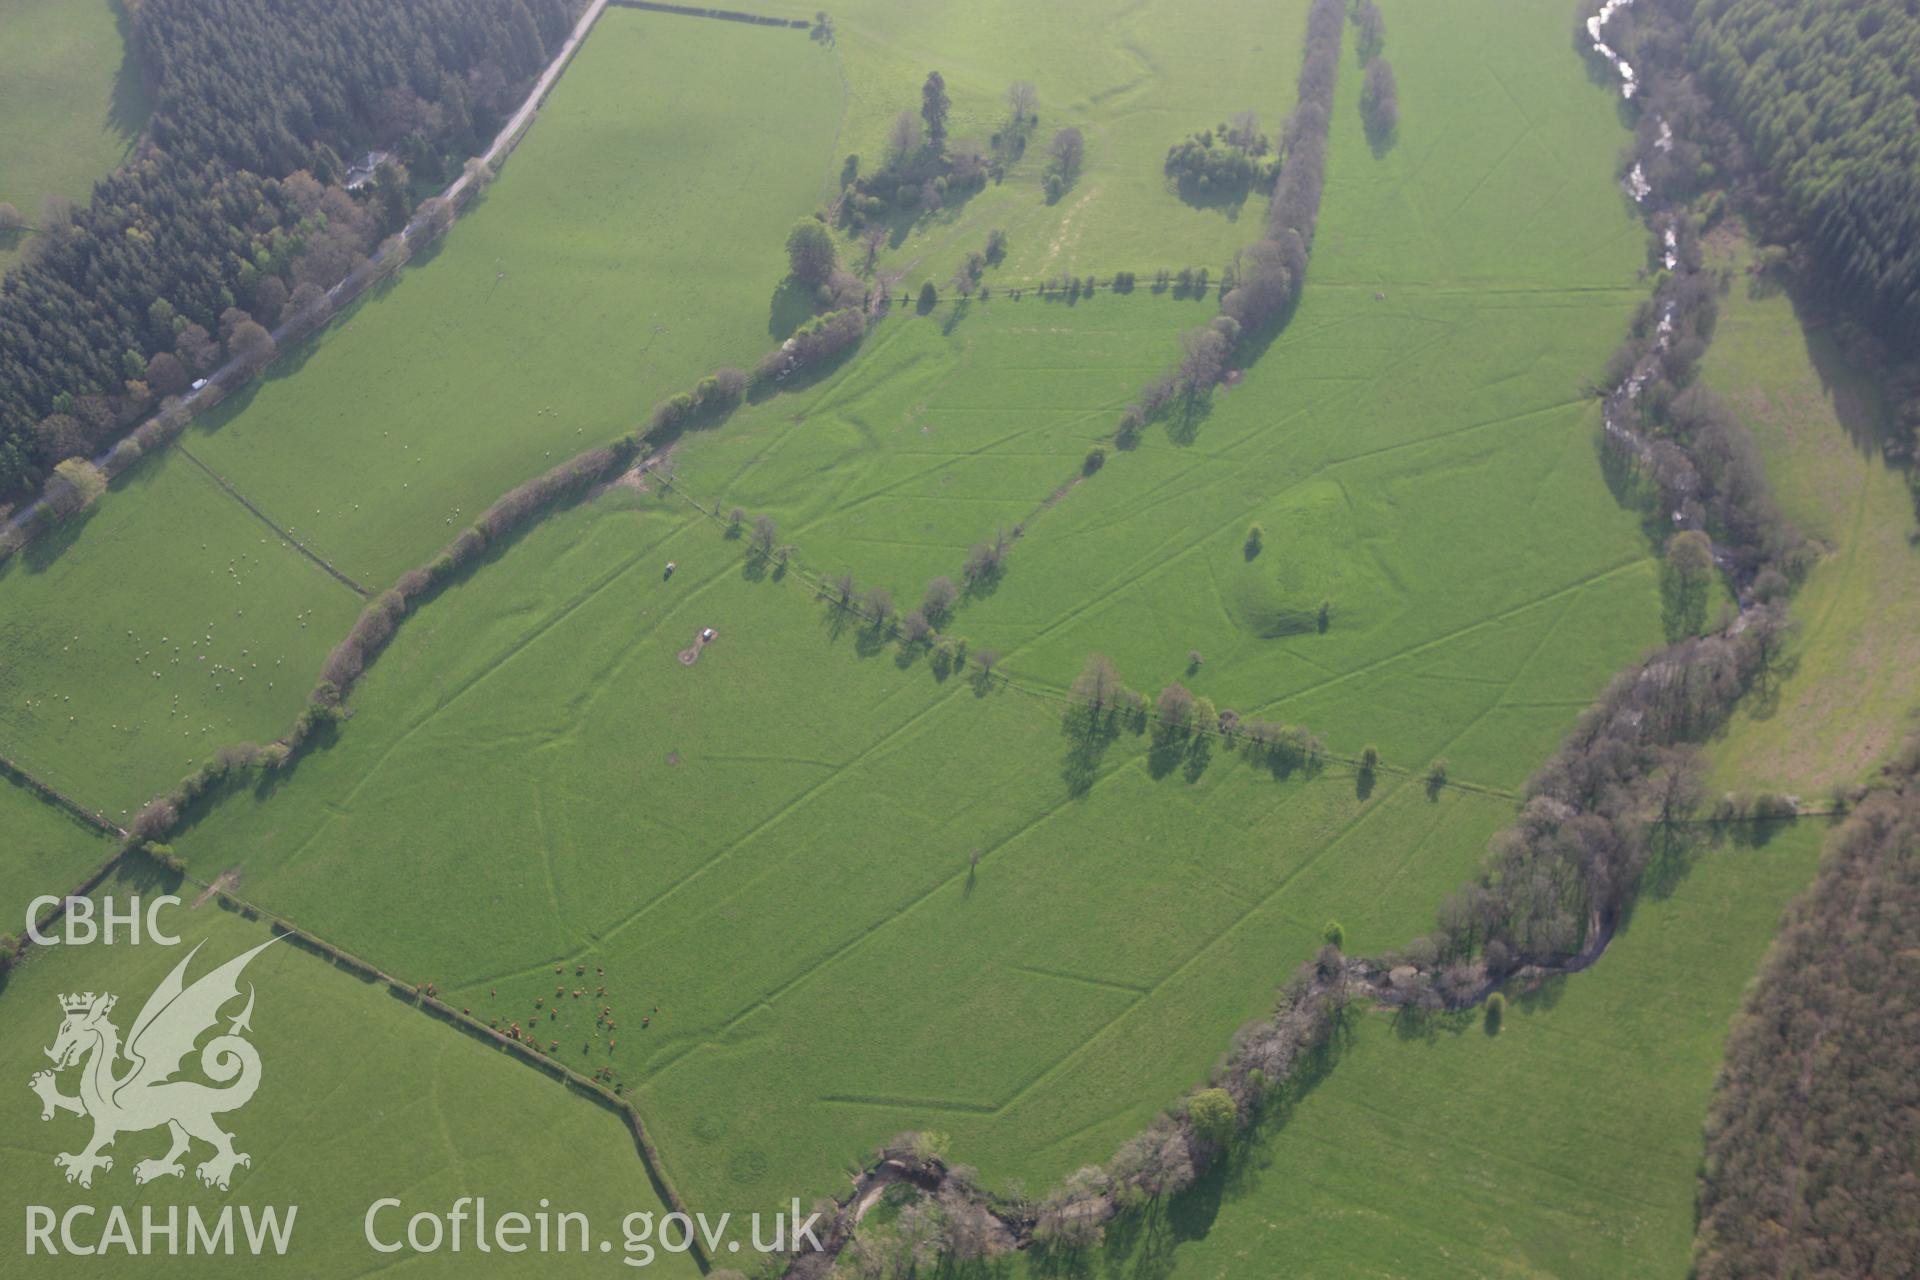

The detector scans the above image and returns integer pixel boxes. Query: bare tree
[1006,80,1038,126]
[1071,654,1122,714]
[1049,126,1086,178]
[750,514,778,556]
[922,575,959,623]
[861,222,888,272]
[1156,682,1196,732]
[1179,326,1228,395]
[887,109,922,165]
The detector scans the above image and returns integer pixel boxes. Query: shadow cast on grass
[1061,703,1122,797]
[1043,1015,1357,1280]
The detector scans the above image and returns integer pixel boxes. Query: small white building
[344,150,392,191]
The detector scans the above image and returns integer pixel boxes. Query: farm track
[0,0,612,551]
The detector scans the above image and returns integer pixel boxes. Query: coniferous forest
[0,0,581,497]
[1690,0,1920,339]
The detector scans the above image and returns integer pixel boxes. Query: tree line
[0,0,584,500]
[1691,735,1920,1278]
[1114,0,1343,447]
[1352,0,1398,144]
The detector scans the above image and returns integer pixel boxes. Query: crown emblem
[59,992,114,1016]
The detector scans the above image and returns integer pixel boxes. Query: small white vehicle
[700,627,717,642]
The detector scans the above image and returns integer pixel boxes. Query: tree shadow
[768,280,816,340]
[1061,703,1121,796]
[1147,725,1188,779]
[1365,118,1398,158]
[1355,766,1376,801]
[1182,732,1214,783]
[1790,283,1906,464]
[1164,394,1213,447]
[853,619,894,659]
[19,505,98,573]
[1512,971,1567,1014]
[106,0,154,144]
[1083,1011,1356,1279]
[1389,1003,1472,1043]
[1167,177,1252,220]
[820,599,857,644]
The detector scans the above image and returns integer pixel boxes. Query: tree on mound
[785,219,838,287]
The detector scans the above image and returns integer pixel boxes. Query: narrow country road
[2,0,610,546]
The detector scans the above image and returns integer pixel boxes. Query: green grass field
[0,0,147,271]
[171,485,1517,1216]
[151,0,1668,1228]
[0,868,700,1277]
[182,9,843,586]
[678,0,1663,790]
[1012,820,1826,1280]
[757,0,1316,291]
[0,450,363,818]
[0,780,113,939]
[1698,229,1920,796]
[0,0,1809,1271]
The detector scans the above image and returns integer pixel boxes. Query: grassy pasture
[1022,820,1826,1280]
[679,0,1665,793]
[1,0,1707,1253]
[673,285,1215,591]
[756,0,1315,290]
[171,485,1515,1216]
[1698,229,1920,795]
[0,867,699,1277]
[0,450,362,816]
[183,9,842,585]
[0,780,113,939]
[163,0,1664,1226]
[0,0,148,271]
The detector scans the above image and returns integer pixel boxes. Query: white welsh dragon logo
[28,939,274,1190]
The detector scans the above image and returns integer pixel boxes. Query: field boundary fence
[170,873,710,1268]
[172,446,373,596]
[0,752,125,839]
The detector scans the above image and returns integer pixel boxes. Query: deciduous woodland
[1693,739,1920,1276]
